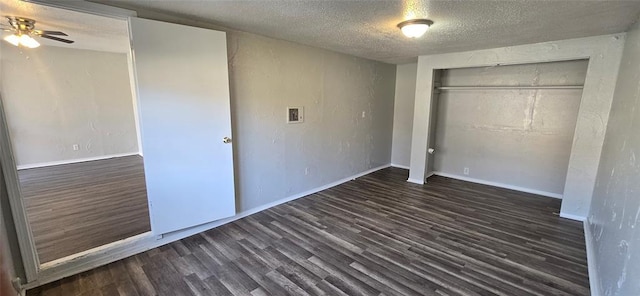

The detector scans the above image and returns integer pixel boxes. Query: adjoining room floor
[20,155,151,264]
[27,167,589,295]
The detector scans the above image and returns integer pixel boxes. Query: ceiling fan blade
[34,30,68,36]
[40,34,74,44]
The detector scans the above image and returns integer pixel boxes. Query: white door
[129,17,235,235]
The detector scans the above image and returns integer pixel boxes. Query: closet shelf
[435,85,584,91]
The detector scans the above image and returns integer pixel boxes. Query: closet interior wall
[430,60,588,197]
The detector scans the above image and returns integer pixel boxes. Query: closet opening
[426,60,588,199]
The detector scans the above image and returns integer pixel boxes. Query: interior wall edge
[22,164,391,289]
[584,219,602,296]
[390,63,418,168]
[586,16,640,295]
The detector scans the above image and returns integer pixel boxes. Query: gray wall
[433,61,587,196]
[0,45,138,167]
[588,20,640,296]
[391,63,417,168]
[0,11,397,285]
[227,31,396,211]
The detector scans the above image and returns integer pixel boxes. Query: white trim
[23,164,391,289]
[583,220,601,296]
[39,232,152,270]
[560,212,587,222]
[126,51,144,157]
[425,172,435,180]
[0,96,40,282]
[432,171,564,199]
[407,178,424,185]
[390,163,410,170]
[23,0,136,19]
[17,153,140,170]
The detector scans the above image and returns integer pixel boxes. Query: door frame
[0,0,139,287]
[407,34,626,221]
[2,1,242,290]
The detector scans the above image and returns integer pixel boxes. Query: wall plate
[287,106,304,123]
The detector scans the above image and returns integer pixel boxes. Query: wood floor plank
[28,168,589,295]
[19,155,151,263]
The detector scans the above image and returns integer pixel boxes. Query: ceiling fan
[2,16,74,48]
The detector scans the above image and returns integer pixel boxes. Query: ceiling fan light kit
[2,16,73,48]
[3,33,20,46]
[4,33,40,48]
[397,19,433,38]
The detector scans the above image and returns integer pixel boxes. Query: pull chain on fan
[1,16,74,48]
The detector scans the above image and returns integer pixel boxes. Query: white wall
[409,34,625,220]
[587,20,640,296]
[0,45,139,168]
[228,31,396,211]
[433,61,587,196]
[391,63,417,168]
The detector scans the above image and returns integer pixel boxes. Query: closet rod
[436,85,583,91]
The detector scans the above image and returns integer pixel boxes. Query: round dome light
[397,19,433,38]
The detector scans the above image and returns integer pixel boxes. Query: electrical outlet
[72,144,79,151]
[361,111,366,118]
[463,167,469,175]
[305,167,310,175]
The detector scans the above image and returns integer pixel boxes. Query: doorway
[1,1,237,286]
[0,1,151,265]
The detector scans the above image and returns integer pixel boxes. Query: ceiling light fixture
[3,34,20,46]
[397,19,433,38]
[3,34,40,48]
[20,34,40,48]
[2,17,72,49]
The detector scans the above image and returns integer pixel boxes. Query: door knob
[428,148,435,154]
[223,137,232,144]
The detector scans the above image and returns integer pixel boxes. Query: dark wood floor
[27,167,589,295]
[20,155,151,263]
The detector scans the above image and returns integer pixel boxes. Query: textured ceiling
[0,0,129,53]
[93,0,640,64]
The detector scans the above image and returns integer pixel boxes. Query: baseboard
[407,178,424,185]
[202,163,392,226]
[17,152,141,170]
[24,164,391,289]
[432,171,563,199]
[390,163,410,170]
[560,212,587,222]
[584,220,601,296]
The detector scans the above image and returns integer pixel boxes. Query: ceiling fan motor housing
[7,16,36,35]
[3,16,74,45]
